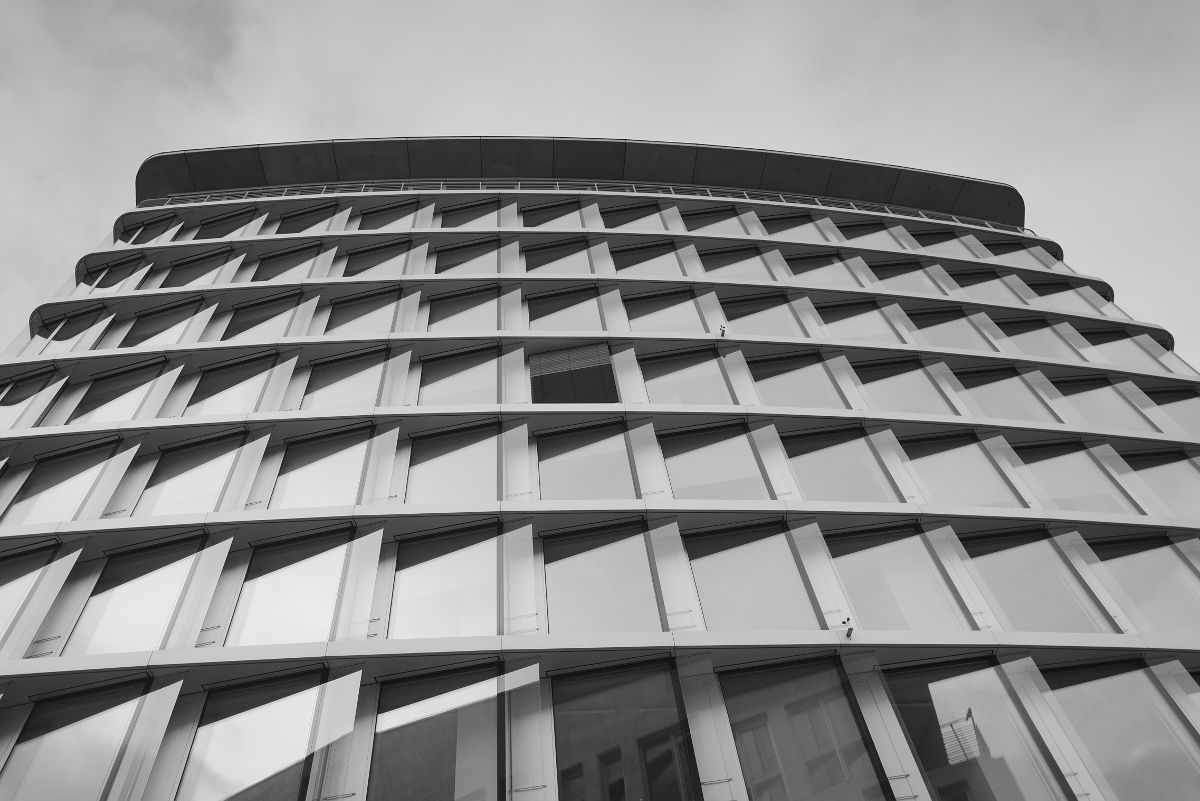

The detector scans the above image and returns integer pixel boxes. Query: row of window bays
[0,633,1199,801]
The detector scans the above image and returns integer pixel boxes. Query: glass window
[275,203,335,235]
[827,528,970,631]
[902,437,1024,508]
[196,209,255,239]
[0,681,147,800]
[783,431,900,503]
[126,215,174,244]
[269,430,369,509]
[419,350,498,405]
[358,201,417,232]
[427,290,499,332]
[63,538,201,655]
[161,253,227,288]
[1054,379,1154,431]
[601,203,666,231]
[524,200,583,229]
[529,289,605,331]
[871,263,944,295]
[1044,663,1200,800]
[1127,452,1200,519]
[760,213,829,242]
[440,200,498,229]
[683,206,745,234]
[538,426,637,500]
[787,255,863,289]
[84,261,140,295]
[817,303,903,344]
[134,437,240,517]
[959,531,1114,633]
[750,356,848,409]
[544,526,662,634]
[910,312,996,352]
[854,362,956,415]
[1029,284,1098,315]
[721,660,887,801]
[67,364,160,425]
[252,246,318,282]
[325,293,399,337]
[1149,388,1200,436]
[226,533,350,646]
[660,427,770,500]
[38,311,101,356]
[954,370,1059,424]
[406,427,498,503]
[529,345,619,404]
[389,528,498,639]
[0,547,54,641]
[685,526,820,631]
[344,242,409,279]
[222,297,296,342]
[886,661,1070,801]
[184,357,273,417]
[641,352,733,405]
[1,445,112,526]
[0,374,52,430]
[1015,443,1139,514]
[122,303,198,348]
[720,296,807,338]
[611,242,684,277]
[553,663,698,801]
[625,292,707,334]
[525,239,591,274]
[434,240,500,274]
[699,247,771,281]
[1087,334,1168,373]
[955,272,1025,305]
[997,322,1083,362]
[301,352,386,411]
[1088,537,1200,636]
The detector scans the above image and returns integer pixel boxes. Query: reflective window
[827,528,970,631]
[720,660,886,801]
[1088,537,1200,636]
[720,296,807,338]
[529,344,619,404]
[959,531,1114,633]
[538,426,637,500]
[1126,452,1200,519]
[783,431,900,503]
[1,445,112,526]
[83,260,141,295]
[36,311,101,356]
[854,361,956,415]
[434,240,499,275]
[1044,663,1200,800]
[275,203,335,235]
[419,350,498,405]
[817,303,903,344]
[325,292,399,337]
[269,430,369,509]
[440,200,498,229]
[660,427,770,500]
[525,239,591,275]
[1149,388,1200,436]
[553,663,698,801]
[641,352,733,405]
[544,526,662,633]
[699,247,771,281]
[63,538,200,655]
[954,369,1059,424]
[195,208,255,239]
[1015,443,1139,514]
[683,206,745,235]
[749,356,849,409]
[911,311,996,352]
[427,290,499,332]
[67,365,160,425]
[134,437,240,517]
[997,322,1083,362]
[1055,379,1154,432]
[685,526,820,631]
[122,303,199,348]
[787,255,863,289]
[358,201,417,232]
[1087,334,1168,373]
[221,297,296,342]
[301,352,386,411]
[625,292,706,333]
[252,246,319,282]
[389,528,498,639]
[601,203,666,231]
[886,661,1070,801]
[406,427,498,503]
[0,374,51,430]
[184,357,273,417]
[226,533,350,646]
[529,289,605,331]
[611,242,684,277]
[0,547,54,641]
[125,215,175,244]
[1029,283,1098,315]
[760,213,830,243]
[871,263,944,295]
[344,242,409,279]
[524,200,583,229]
[161,253,227,288]
[902,437,1024,508]
[955,273,1025,305]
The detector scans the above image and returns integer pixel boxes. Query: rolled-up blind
[529,344,618,404]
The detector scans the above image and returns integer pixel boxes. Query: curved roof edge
[135,137,1025,227]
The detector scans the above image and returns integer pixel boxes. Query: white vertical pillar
[675,656,748,801]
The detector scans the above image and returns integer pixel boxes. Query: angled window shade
[529,344,618,403]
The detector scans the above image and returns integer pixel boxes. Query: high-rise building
[0,136,1196,800]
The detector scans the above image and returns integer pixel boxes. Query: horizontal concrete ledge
[136,137,1026,227]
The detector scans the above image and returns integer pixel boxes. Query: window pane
[1000,324,1082,362]
[418,351,498,406]
[1031,286,1097,315]
[64,539,200,655]
[960,532,1114,633]
[524,200,583,229]
[544,527,661,633]
[721,298,806,338]
[275,204,334,235]
[389,529,498,639]
[222,298,295,342]
[912,314,996,351]
[661,428,770,500]
[269,431,369,509]
[2,446,111,526]
[1016,444,1139,514]
[686,528,820,631]
[872,264,943,295]
[529,290,604,331]
[611,242,682,277]
[406,428,498,503]
[134,437,240,517]
[162,254,226,288]
[0,548,54,641]
[441,201,498,229]
[538,426,636,500]
[788,255,863,289]
[529,345,619,404]
[123,304,197,348]
[886,661,1070,801]
[956,274,1025,305]
[602,203,666,231]
[226,534,349,646]
[325,293,398,337]
[40,312,100,355]
[1089,335,1167,373]
[749,357,848,409]
[902,438,1023,508]
[196,209,254,239]
[684,207,745,235]
[1150,390,1200,436]
[784,432,900,503]
[1046,664,1200,800]
[553,663,698,801]
[828,529,970,631]
[68,365,159,425]
[1056,380,1154,432]
[85,262,139,294]
[435,241,499,274]
[252,247,318,282]
[0,374,51,430]
[345,243,409,278]
[1128,453,1200,518]
[526,240,591,275]
[721,661,886,801]
[1089,538,1200,636]
[184,358,272,417]
[954,371,1058,424]
[854,363,955,415]
[358,202,417,232]
[428,292,499,332]
[699,248,771,281]
[301,353,385,411]
[818,305,902,344]
[642,353,733,405]
[625,293,706,333]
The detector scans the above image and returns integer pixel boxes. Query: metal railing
[138,178,1036,238]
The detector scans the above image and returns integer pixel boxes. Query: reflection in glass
[390,529,498,639]
[325,293,399,337]
[406,427,498,503]
[134,437,240,517]
[1150,389,1200,436]
[67,365,159,425]
[427,291,499,332]
[435,241,500,274]
[418,351,498,406]
[525,239,591,274]
[720,660,887,801]
[784,431,900,503]
[721,297,807,338]
[301,353,385,411]
[269,430,369,509]
[999,323,1082,362]
[524,201,583,229]
[1088,335,1167,374]
[625,292,706,333]
[1127,452,1200,518]
[611,242,681,277]
[902,438,1023,508]
[0,547,54,641]
[184,358,272,417]
[686,527,820,631]
[828,528,970,631]
[221,298,295,343]
[854,362,955,415]
[226,534,349,646]
[538,426,636,500]
[1,445,111,526]
[699,248,771,281]
[252,247,318,282]
[1056,380,1154,432]
[37,311,101,356]
[602,204,666,232]
[642,352,733,405]
[1030,286,1096,315]
[954,370,1059,424]
[817,304,902,344]
[886,661,1069,801]
[0,374,51,430]
[788,255,863,289]
[912,313,995,352]
[358,202,417,233]
[122,303,198,348]
[161,254,226,288]
[440,202,499,230]
[1089,538,1200,635]
[660,428,770,500]
[544,527,661,633]
[749,356,848,409]
[529,290,604,331]
[1016,444,1139,514]
[955,273,1025,305]
[871,263,943,295]
[345,243,410,278]
[684,207,745,235]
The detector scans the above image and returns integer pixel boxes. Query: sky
[1,0,1197,357]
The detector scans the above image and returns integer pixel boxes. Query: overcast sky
[1,1,1197,358]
